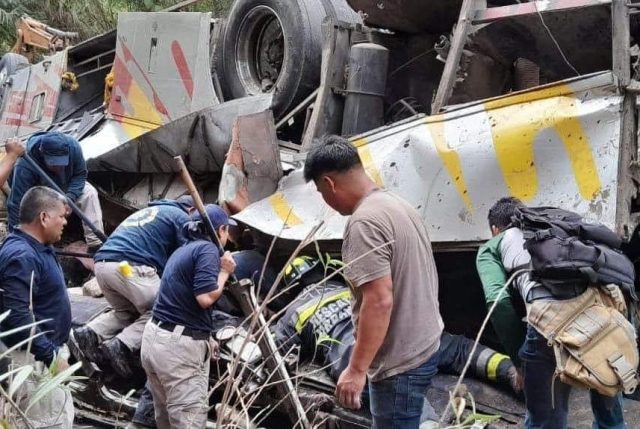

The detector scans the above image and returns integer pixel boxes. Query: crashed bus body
[1,0,640,427]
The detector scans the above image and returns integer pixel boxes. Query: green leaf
[25,361,82,412]
[8,365,34,399]
[459,413,501,426]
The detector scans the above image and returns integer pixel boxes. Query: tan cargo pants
[88,261,160,351]
[141,321,210,429]
[76,183,104,248]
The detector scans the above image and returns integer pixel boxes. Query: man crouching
[140,205,236,428]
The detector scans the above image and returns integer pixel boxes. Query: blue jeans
[369,351,440,429]
[519,325,626,429]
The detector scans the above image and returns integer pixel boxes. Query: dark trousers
[519,325,626,429]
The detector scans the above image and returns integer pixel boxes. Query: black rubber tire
[220,0,360,118]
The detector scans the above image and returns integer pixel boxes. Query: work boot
[71,326,102,363]
[99,338,135,379]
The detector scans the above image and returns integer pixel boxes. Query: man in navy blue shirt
[141,204,236,428]
[72,198,193,378]
[7,131,104,248]
[0,186,71,368]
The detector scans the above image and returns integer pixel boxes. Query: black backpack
[512,206,637,301]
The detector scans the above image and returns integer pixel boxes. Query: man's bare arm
[0,139,24,186]
[196,251,236,309]
[336,274,393,409]
[349,275,393,372]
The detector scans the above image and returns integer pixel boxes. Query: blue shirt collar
[13,228,54,254]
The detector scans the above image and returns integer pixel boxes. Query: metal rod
[173,156,239,282]
[54,249,93,258]
[160,0,204,12]
[276,88,319,129]
[21,153,107,243]
[72,49,115,69]
[76,63,114,79]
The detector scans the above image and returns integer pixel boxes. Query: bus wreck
[1,0,640,427]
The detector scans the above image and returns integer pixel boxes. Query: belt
[98,259,146,267]
[151,317,210,340]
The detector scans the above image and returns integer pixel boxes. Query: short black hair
[303,135,362,183]
[487,197,523,230]
[19,186,66,224]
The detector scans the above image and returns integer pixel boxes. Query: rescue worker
[304,135,443,427]
[7,131,104,249]
[141,204,236,428]
[0,186,70,368]
[476,197,626,428]
[272,256,518,394]
[71,197,193,378]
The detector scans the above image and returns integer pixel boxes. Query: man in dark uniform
[72,198,193,377]
[0,186,70,368]
[140,204,236,428]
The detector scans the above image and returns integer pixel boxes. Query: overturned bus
[1,0,640,427]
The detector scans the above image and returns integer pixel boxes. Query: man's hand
[55,357,70,372]
[5,138,25,158]
[335,365,366,409]
[221,251,236,274]
[508,366,524,393]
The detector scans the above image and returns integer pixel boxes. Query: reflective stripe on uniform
[487,352,509,381]
[294,290,352,333]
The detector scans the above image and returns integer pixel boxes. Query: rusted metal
[613,0,631,86]
[301,21,352,150]
[472,0,612,24]
[219,111,283,215]
[431,0,478,113]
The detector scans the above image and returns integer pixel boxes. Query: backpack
[512,206,637,301]
[528,286,639,396]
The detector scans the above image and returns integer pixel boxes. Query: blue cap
[35,132,71,166]
[193,204,238,229]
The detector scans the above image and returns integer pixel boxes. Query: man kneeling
[140,205,236,429]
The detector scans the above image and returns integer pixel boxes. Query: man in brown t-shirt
[304,135,443,428]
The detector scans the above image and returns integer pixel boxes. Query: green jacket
[476,233,527,366]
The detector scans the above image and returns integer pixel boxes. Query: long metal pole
[21,153,107,243]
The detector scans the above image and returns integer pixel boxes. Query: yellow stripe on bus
[353,138,384,187]
[486,85,601,201]
[268,193,303,226]
[425,119,473,210]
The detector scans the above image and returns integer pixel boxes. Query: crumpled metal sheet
[82,94,273,174]
[219,111,282,214]
[234,72,623,243]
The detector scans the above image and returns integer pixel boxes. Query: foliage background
[0,0,233,52]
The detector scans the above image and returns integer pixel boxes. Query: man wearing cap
[71,197,194,378]
[141,204,236,428]
[7,131,104,249]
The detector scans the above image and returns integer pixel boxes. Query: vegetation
[0,310,83,428]
[0,0,233,52]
